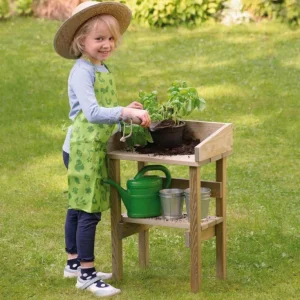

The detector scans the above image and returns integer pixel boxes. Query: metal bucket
[159,189,184,220]
[184,187,211,221]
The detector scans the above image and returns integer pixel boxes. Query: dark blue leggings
[63,151,101,262]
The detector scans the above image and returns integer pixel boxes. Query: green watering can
[103,165,171,218]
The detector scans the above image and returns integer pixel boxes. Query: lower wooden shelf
[121,214,223,230]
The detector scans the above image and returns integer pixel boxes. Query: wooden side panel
[185,120,225,141]
[195,124,233,162]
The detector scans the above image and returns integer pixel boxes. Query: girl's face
[82,20,115,65]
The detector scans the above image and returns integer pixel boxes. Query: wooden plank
[195,123,233,162]
[138,161,147,170]
[222,150,233,158]
[122,214,190,229]
[189,166,202,292]
[216,158,227,280]
[137,162,150,269]
[118,222,151,239]
[202,226,216,241]
[185,120,225,141]
[107,131,125,152]
[163,178,223,198]
[185,227,216,247]
[109,159,123,280]
[202,181,223,198]
[210,154,222,163]
[107,150,200,166]
[121,214,223,229]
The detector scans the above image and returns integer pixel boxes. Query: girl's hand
[133,109,151,127]
[127,101,143,110]
[121,107,151,128]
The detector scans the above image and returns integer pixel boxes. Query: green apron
[68,67,118,213]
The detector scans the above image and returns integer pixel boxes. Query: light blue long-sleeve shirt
[63,58,123,153]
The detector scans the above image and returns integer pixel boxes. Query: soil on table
[133,126,200,156]
[135,138,200,156]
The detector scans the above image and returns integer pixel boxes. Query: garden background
[0,0,299,299]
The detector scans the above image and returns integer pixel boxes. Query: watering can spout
[102,179,130,209]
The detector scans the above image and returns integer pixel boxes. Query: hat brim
[54,1,132,59]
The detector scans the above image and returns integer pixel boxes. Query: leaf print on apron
[68,70,119,213]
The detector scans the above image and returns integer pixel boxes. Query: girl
[53,1,151,297]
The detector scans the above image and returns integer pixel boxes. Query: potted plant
[123,81,206,149]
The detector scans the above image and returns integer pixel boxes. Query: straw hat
[54,1,132,59]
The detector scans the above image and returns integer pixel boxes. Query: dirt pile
[135,139,200,156]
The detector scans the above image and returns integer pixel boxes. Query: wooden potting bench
[107,120,233,293]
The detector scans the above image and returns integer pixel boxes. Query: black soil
[135,138,200,156]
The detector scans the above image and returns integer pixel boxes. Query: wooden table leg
[216,157,227,279]
[139,229,149,268]
[109,159,123,280]
[189,166,202,292]
[137,162,150,269]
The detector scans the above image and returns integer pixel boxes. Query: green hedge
[1,0,299,27]
[243,0,300,26]
[0,0,33,19]
[123,0,226,27]
[16,0,33,16]
[0,0,10,19]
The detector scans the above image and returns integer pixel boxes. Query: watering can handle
[134,165,172,189]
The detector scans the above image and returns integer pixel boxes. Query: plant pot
[150,121,186,148]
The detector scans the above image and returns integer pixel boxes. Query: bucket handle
[134,165,172,189]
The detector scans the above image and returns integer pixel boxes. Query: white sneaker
[64,265,112,280]
[64,265,79,278]
[76,276,121,297]
[95,271,113,280]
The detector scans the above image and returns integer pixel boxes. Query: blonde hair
[70,14,122,58]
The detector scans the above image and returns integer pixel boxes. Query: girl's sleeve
[70,66,123,124]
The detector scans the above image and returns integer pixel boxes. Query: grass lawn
[0,17,299,300]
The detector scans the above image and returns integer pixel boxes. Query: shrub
[285,0,300,26]
[16,0,33,16]
[0,0,10,19]
[243,0,300,26]
[124,0,226,27]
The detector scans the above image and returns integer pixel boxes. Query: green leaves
[139,80,206,124]
[0,0,10,19]
[138,90,163,121]
[129,0,226,28]
[0,0,33,19]
[16,0,33,16]
[125,124,153,148]
[245,0,300,27]
[128,81,206,147]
